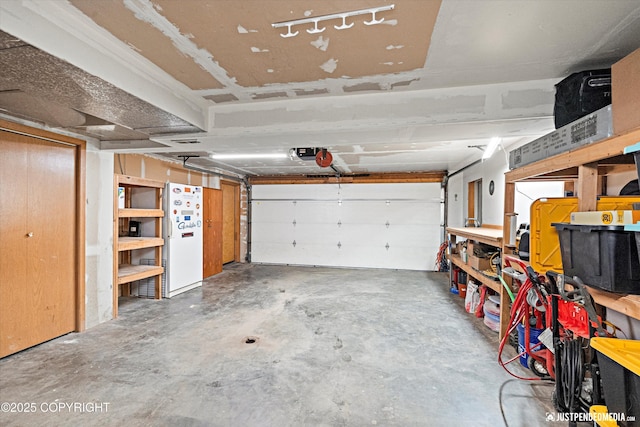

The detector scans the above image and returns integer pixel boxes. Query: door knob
[27,232,34,237]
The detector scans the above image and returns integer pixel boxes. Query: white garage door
[250,183,442,270]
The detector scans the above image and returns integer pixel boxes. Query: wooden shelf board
[449,254,501,293]
[119,208,164,218]
[505,127,640,183]
[117,264,164,285]
[116,174,165,188]
[586,286,640,321]
[118,236,164,251]
[447,227,503,246]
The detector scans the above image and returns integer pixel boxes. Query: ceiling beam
[248,171,446,185]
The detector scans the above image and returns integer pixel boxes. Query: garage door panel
[336,244,432,270]
[339,225,389,245]
[253,183,340,200]
[339,201,387,223]
[251,242,294,263]
[252,201,295,222]
[383,202,440,224]
[251,183,442,271]
[339,202,438,225]
[383,246,432,270]
[295,223,339,241]
[289,243,342,266]
[252,224,295,243]
[295,201,339,224]
[338,183,434,199]
[384,225,440,246]
[337,244,387,268]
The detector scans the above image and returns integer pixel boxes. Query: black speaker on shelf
[128,220,141,237]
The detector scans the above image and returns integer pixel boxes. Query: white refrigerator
[163,182,203,298]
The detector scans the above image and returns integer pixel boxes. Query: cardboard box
[612,47,640,135]
[508,105,613,169]
[469,255,491,271]
[570,210,640,225]
[452,241,464,255]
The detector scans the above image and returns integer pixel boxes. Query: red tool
[499,256,555,380]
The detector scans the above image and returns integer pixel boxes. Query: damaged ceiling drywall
[1,0,639,176]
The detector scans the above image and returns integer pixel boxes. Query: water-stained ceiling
[1,0,639,176]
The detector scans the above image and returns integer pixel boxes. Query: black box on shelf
[128,220,142,237]
[554,69,611,129]
[552,223,640,294]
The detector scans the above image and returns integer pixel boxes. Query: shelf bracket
[178,155,200,168]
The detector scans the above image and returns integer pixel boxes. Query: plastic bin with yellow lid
[590,337,640,427]
[591,337,640,376]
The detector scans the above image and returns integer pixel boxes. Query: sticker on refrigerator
[172,187,182,194]
[178,221,196,230]
[184,215,191,220]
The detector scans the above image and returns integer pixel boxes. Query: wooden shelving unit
[117,236,165,251]
[503,127,640,323]
[446,227,510,338]
[448,254,501,293]
[113,174,165,317]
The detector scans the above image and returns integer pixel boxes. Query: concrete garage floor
[0,264,563,427]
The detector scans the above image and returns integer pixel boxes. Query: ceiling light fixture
[482,137,502,160]
[272,4,395,38]
[82,124,116,132]
[209,153,288,160]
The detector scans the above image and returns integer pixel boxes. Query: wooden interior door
[221,181,239,264]
[203,187,223,278]
[0,131,77,357]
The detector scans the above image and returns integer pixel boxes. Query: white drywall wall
[446,173,464,228]
[446,148,565,230]
[84,144,115,328]
[447,147,509,228]
[514,181,565,227]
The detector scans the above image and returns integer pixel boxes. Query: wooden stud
[577,162,598,211]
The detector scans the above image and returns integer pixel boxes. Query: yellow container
[529,196,640,273]
[589,405,621,427]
